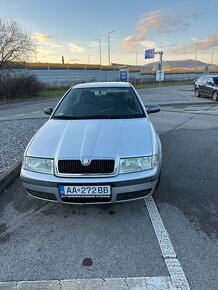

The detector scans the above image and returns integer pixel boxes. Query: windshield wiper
[52,115,83,120]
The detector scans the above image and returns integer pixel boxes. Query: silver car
[21,82,162,204]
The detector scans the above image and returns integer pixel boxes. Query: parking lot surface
[0,85,215,122]
[0,85,216,175]
[0,101,218,289]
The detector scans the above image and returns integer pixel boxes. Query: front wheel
[195,88,200,97]
[212,91,218,101]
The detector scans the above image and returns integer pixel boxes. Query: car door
[195,76,203,92]
[205,77,214,97]
[200,76,208,96]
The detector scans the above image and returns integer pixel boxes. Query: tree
[0,18,37,69]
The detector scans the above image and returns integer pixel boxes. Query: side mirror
[147,105,160,114]
[44,107,53,115]
[207,82,214,86]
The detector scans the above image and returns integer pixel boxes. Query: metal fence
[8,62,218,86]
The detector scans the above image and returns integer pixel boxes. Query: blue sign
[119,67,128,82]
[145,49,155,59]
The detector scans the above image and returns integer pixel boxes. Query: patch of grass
[37,89,67,97]
[0,87,68,104]
[0,80,194,105]
[134,80,193,89]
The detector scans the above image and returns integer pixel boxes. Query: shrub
[0,71,43,102]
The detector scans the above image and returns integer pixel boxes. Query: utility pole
[108,30,115,66]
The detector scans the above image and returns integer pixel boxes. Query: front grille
[116,189,152,201]
[58,159,115,174]
[27,189,57,201]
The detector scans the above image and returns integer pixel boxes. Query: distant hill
[146,59,218,70]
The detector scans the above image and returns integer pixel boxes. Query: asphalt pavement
[0,85,215,121]
[0,103,218,289]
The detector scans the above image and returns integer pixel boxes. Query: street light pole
[194,39,203,74]
[108,30,115,66]
[93,39,101,66]
[135,50,138,66]
[88,54,92,64]
[211,39,215,69]
[194,39,198,74]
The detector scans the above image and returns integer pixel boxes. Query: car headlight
[119,155,157,174]
[23,157,54,174]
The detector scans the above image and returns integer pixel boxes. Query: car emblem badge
[81,157,91,166]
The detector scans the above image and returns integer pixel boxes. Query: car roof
[72,82,132,89]
[199,75,218,78]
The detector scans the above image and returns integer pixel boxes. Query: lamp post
[135,50,138,66]
[210,39,215,69]
[93,39,101,66]
[194,38,202,74]
[108,30,115,66]
[88,54,92,64]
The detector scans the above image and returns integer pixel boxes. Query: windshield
[52,87,145,119]
[213,77,218,85]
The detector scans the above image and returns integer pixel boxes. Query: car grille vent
[27,190,57,201]
[58,159,115,174]
[116,189,152,201]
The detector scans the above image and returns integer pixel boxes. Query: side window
[198,76,203,83]
[201,76,208,84]
[208,78,214,84]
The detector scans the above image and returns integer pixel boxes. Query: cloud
[68,43,86,53]
[122,34,145,51]
[88,41,100,47]
[43,42,64,48]
[37,47,53,57]
[158,28,175,34]
[140,40,156,48]
[172,33,218,54]
[122,10,194,53]
[158,43,177,49]
[33,32,56,42]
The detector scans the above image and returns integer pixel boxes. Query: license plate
[59,185,111,198]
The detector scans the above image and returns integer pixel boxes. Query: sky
[1,0,218,65]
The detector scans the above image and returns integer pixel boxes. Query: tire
[195,88,200,97]
[212,91,218,101]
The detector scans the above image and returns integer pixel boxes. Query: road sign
[156,70,164,81]
[145,49,155,59]
[119,66,128,82]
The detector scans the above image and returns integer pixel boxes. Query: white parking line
[144,195,190,289]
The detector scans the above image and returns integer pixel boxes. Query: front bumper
[20,168,160,204]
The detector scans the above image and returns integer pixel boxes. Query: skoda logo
[81,157,91,166]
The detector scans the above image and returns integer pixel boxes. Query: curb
[0,160,22,193]
[156,101,216,107]
[0,276,175,290]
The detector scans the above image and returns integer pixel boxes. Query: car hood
[27,118,153,159]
